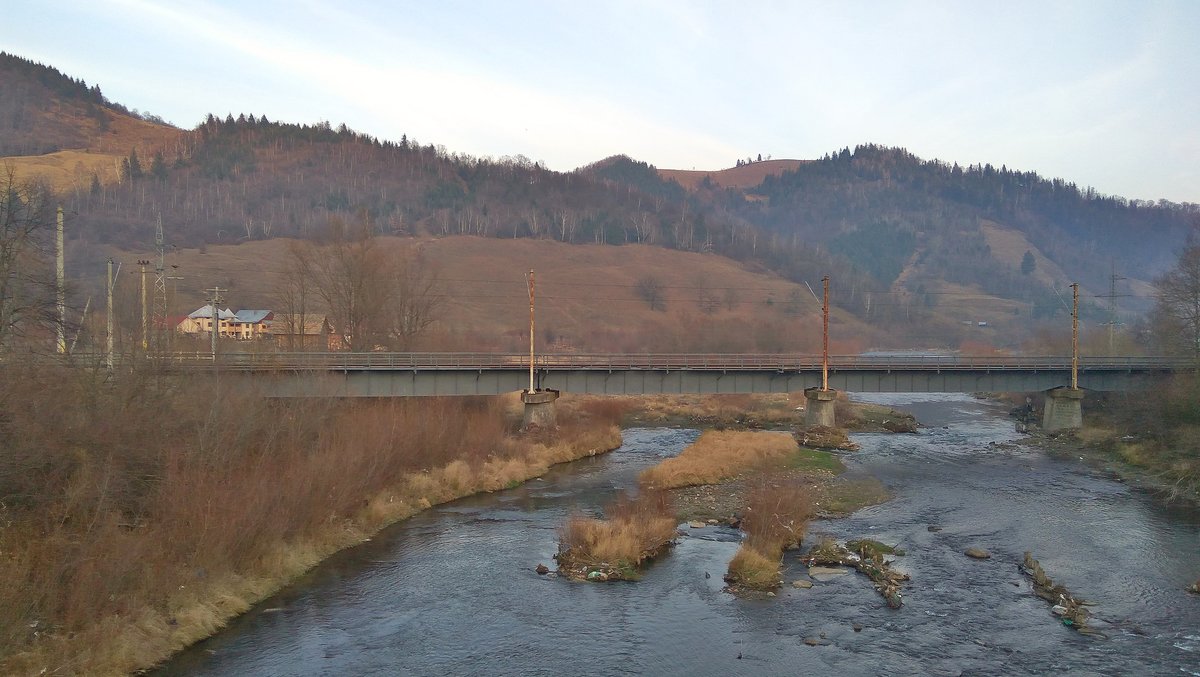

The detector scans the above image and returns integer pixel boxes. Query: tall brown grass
[0,361,622,675]
[557,490,676,576]
[628,393,800,426]
[638,430,798,488]
[724,482,813,590]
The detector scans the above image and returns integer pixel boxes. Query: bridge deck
[167,353,1191,397]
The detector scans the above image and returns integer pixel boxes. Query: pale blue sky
[4,1,1198,202]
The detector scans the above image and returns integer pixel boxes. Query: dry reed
[726,545,784,589]
[0,362,622,675]
[638,430,798,489]
[724,481,814,590]
[556,490,676,579]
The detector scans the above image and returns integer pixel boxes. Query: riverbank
[150,394,1200,677]
[0,369,623,677]
[1005,385,1200,508]
[1022,427,1200,508]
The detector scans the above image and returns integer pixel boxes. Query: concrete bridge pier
[1042,386,1084,432]
[804,387,838,428]
[521,389,559,430]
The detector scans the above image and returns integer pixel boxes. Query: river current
[159,394,1199,676]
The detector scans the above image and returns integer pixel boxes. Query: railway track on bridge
[162,352,1193,373]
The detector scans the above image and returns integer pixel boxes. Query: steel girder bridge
[167,353,1192,397]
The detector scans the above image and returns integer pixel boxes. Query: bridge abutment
[521,390,559,430]
[1042,387,1084,432]
[804,387,838,428]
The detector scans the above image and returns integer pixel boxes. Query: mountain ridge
[3,52,1195,347]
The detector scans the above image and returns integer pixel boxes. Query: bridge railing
[161,352,1197,372]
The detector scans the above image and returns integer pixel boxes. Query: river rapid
[158,394,1199,676]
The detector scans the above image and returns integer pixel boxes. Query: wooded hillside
[5,52,1198,347]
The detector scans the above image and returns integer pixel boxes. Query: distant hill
[660,159,806,190]
[5,53,1198,349]
[0,52,183,191]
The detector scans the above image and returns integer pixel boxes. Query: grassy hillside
[0,53,183,192]
[106,236,883,354]
[660,159,806,190]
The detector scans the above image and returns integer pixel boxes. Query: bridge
[192,352,1187,397]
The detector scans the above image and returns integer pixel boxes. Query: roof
[234,309,273,324]
[187,305,236,320]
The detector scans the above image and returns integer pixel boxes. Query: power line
[1095,259,1130,355]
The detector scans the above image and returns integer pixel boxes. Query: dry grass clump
[724,482,813,590]
[726,545,784,589]
[556,491,676,580]
[628,393,800,426]
[638,430,798,489]
[0,362,623,676]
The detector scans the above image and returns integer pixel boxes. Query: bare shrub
[723,482,812,590]
[635,274,665,311]
[740,481,813,553]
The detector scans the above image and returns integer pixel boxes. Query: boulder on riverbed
[800,538,909,608]
[965,548,991,560]
[795,425,858,451]
[1021,551,1095,633]
[1190,579,1200,594]
[882,417,919,433]
[535,563,550,575]
[792,579,814,589]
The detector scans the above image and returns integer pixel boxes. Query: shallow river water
[159,394,1200,676]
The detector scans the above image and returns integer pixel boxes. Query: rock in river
[808,566,850,581]
[688,521,706,529]
[792,579,814,589]
[535,563,550,575]
[965,548,992,560]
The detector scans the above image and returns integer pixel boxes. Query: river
[158,394,1200,676]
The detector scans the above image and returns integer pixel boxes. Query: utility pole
[526,269,535,393]
[152,214,168,352]
[206,286,226,363]
[1071,282,1079,390]
[56,206,66,354]
[137,259,150,351]
[1097,260,1128,355]
[822,275,830,391]
[106,258,115,370]
[166,266,184,354]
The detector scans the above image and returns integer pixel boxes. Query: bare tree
[279,219,442,351]
[723,287,740,311]
[308,221,390,350]
[274,240,316,351]
[694,276,719,315]
[383,248,441,350]
[636,274,666,311]
[0,166,56,351]
[1153,243,1200,358]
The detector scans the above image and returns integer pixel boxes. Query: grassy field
[105,235,882,354]
[659,159,806,191]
